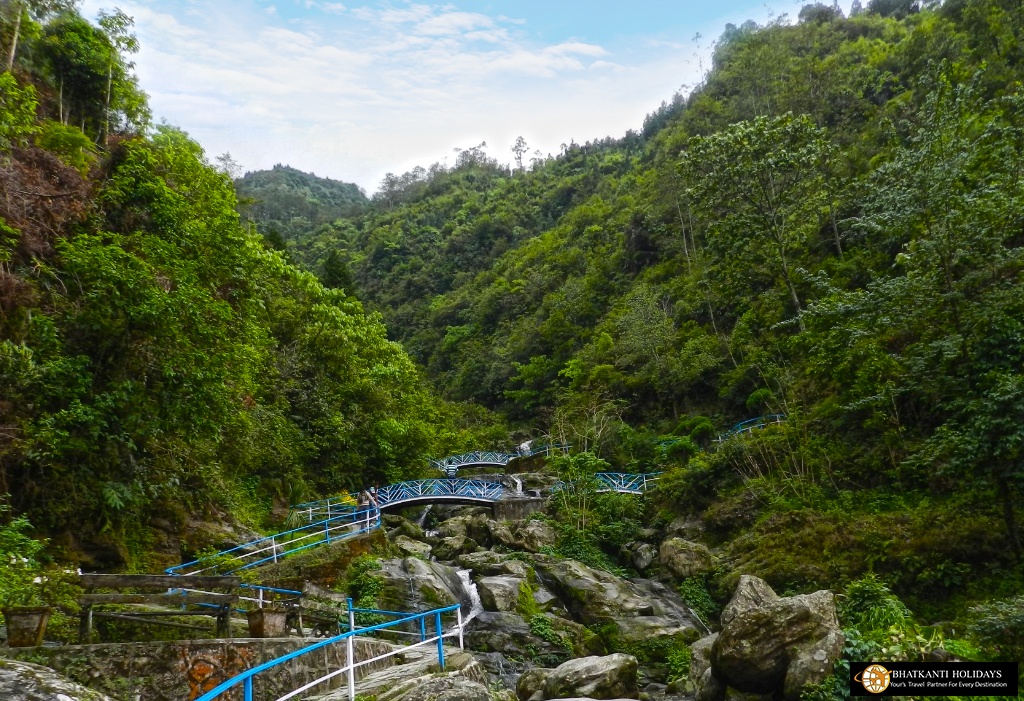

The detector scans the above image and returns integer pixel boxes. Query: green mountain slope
[294,0,1024,612]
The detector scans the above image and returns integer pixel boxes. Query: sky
[78,0,844,194]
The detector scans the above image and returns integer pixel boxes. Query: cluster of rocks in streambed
[688,576,843,701]
[379,503,843,701]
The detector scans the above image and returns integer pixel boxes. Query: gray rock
[0,659,114,701]
[458,551,533,578]
[385,515,427,541]
[434,535,480,561]
[659,538,716,580]
[465,612,572,663]
[479,575,526,612]
[710,578,843,701]
[393,534,432,558]
[724,688,774,701]
[488,519,558,553]
[689,633,719,689]
[720,575,779,626]
[543,653,639,700]
[695,669,725,701]
[377,557,475,612]
[517,667,552,701]
[632,543,657,571]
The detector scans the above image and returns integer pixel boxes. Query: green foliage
[528,613,572,652]
[345,555,384,609]
[0,72,38,149]
[968,595,1024,662]
[677,574,719,624]
[839,573,913,633]
[666,643,692,683]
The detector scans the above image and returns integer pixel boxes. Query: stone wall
[492,498,546,521]
[1,636,394,701]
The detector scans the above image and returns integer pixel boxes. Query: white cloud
[79,0,718,191]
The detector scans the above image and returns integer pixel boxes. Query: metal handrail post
[346,634,355,700]
[435,611,445,669]
[348,597,355,633]
[419,616,426,641]
[244,677,253,701]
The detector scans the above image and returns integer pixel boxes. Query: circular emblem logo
[855,664,892,693]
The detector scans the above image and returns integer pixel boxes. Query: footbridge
[715,414,785,442]
[167,469,656,580]
[552,472,661,496]
[430,451,519,476]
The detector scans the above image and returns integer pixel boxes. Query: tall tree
[2,0,77,71]
[679,113,837,331]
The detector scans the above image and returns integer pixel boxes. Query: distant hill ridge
[236,164,368,241]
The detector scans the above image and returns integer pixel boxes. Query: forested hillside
[0,4,496,568]
[287,0,1024,614]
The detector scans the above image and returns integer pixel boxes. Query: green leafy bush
[968,595,1024,662]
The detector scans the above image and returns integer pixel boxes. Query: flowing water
[416,505,431,528]
[511,476,523,494]
[456,569,484,625]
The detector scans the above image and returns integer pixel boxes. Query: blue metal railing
[551,472,661,495]
[430,451,518,475]
[291,479,506,524]
[166,506,380,576]
[193,602,463,701]
[375,478,503,506]
[715,414,786,442]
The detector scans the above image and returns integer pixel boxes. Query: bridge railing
[375,478,504,507]
[192,602,464,701]
[715,414,786,442]
[430,451,518,475]
[551,472,661,495]
[290,494,359,523]
[166,506,380,577]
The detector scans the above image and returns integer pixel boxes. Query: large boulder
[708,577,843,701]
[659,538,716,580]
[542,653,639,700]
[465,612,572,663]
[459,551,533,578]
[438,514,493,546]
[393,535,432,558]
[478,575,526,612]
[517,667,552,701]
[377,557,474,611]
[0,659,114,701]
[689,633,719,690]
[488,519,558,553]
[720,575,779,626]
[434,535,479,561]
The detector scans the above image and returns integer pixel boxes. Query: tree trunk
[5,2,22,72]
[104,64,112,145]
[829,201,843,258]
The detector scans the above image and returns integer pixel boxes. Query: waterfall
[512,476,523,494]
[456,570,484,625]
[416,505,431,528]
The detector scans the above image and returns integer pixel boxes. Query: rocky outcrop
[478,575,526,612]
[459,551,533,579]
[0,659,114,701]
[393,534,432,558]
[434,535,480,561]
[698,576,843,701]
[659,538,716,580]
[542,653,639,700]
[376,557,474,611]
[488,519,558,553]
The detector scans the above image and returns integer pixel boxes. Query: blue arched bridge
[167,473,658,577]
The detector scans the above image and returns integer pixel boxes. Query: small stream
[456,569,484,625]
